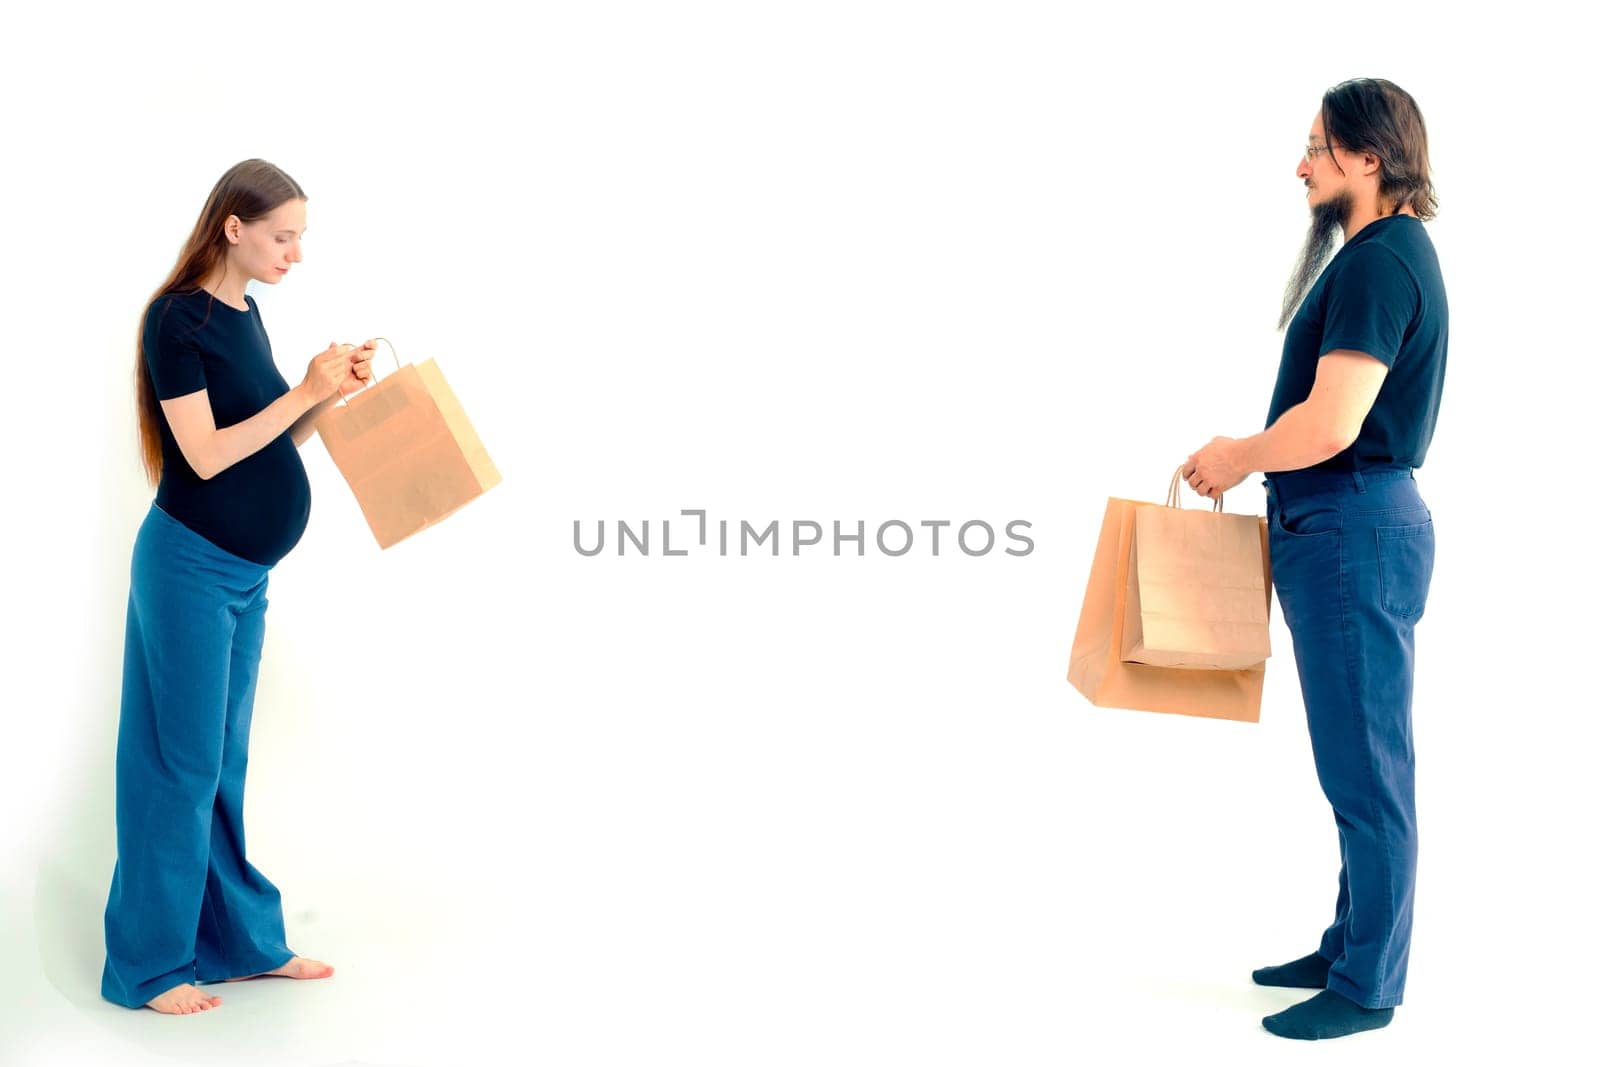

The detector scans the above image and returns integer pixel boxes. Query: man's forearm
[1236,400,1350,475]
[289,394,338,447]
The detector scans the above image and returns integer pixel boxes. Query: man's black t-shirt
[143,289,311,566]
[1264,213,1449,472]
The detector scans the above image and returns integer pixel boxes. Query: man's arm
[1184,351,1390,497]
[1237,351,1391,473]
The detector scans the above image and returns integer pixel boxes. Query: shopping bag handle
[1167,465,1223,512]
[333,337,402,406]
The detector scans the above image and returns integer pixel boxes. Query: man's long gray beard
[1278,190,1355,330]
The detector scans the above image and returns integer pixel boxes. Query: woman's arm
[289,395,339,447]
[160,343,351,479]
[161,385,321,480]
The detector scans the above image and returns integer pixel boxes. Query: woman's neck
[198,266,249,310]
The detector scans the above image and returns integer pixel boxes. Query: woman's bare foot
[224,956,334,982]
[145,984,222,1014]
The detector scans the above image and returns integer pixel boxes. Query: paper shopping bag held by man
[1120,466,1272,670]
[1067,469,1271,722]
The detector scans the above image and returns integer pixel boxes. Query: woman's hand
[336,339,378,398]
[301,342,354,402]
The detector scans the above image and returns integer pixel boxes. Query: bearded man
[1181,77,1448,1041]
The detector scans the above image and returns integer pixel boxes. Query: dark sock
[1262,989,1394,1040]
[1252,950,1332,989]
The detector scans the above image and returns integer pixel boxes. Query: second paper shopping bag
[1120,467,1272,670]
[314,341,501,549]
[1067,486,1271,722]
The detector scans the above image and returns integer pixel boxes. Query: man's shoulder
[1364,216,1438,264]
[1339,219,1438,280]
[1366,216,1445,294]
[1330,239,1415,287]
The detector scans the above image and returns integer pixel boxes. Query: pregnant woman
[101,159,375,1015]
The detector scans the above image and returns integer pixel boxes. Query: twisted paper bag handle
[1167,464,1223,512]
[333,336,401,407]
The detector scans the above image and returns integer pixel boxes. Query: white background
[3,2,1596,1065]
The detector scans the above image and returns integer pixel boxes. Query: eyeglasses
[1303,143,1340,162]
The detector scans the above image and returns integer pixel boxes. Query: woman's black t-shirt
[143,289,311,566]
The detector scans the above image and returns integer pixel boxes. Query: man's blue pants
[1264,465,1435,1010]
[101,503,293,1008]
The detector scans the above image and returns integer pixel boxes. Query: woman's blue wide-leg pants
[1263,465,1436,1010]
[101,503,294,1008]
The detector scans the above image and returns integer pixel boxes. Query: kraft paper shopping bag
[1120,467,1272,670]
[1067,481,1271,723]
[314,340,501,549]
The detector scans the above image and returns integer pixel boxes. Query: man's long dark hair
[1320,77,1438,220]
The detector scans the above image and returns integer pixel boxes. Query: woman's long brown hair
[136,159,306,486]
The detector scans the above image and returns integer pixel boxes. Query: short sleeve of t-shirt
[143,296,208,400]
[1318,244,1420,368]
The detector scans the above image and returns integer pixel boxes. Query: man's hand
[1183,436,1252,500]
